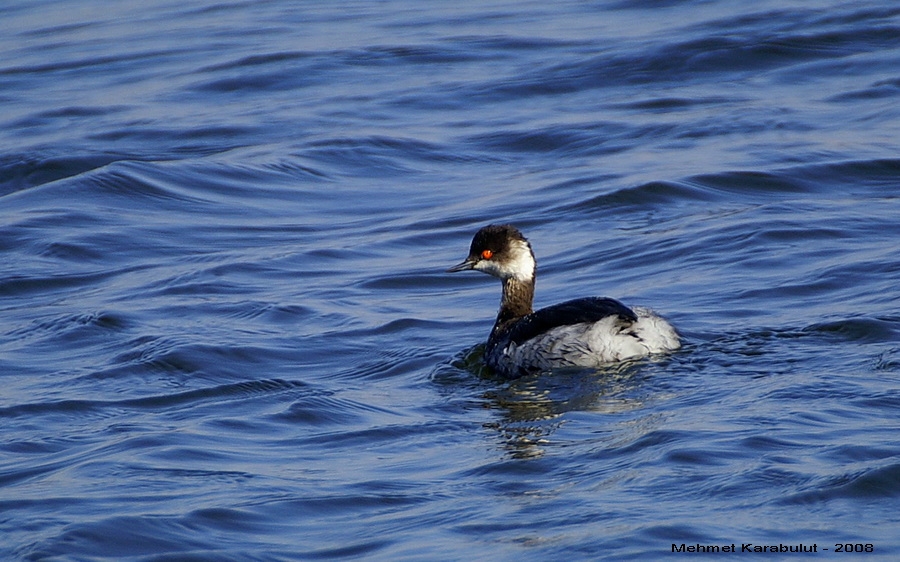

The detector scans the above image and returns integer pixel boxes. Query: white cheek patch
[474,259,503,277]
[505,239,535,281]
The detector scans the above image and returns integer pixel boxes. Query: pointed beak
[447,258,476,273]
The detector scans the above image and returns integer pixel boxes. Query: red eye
[481,250,493,260]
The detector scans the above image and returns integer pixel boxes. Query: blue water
[2,0,900,559]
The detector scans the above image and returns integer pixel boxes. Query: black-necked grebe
[448,224,680,378]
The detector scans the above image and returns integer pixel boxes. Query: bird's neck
[495,276,534,327]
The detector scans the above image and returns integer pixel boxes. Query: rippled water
[3,0,900,559]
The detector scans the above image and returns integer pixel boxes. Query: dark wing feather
[505,297,637,346]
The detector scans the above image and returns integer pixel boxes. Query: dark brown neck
[494,277,534,328]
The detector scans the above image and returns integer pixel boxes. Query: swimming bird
[448,224,680,378]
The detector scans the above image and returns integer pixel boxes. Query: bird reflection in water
[475,354,659,460]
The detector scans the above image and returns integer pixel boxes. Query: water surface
[2,0,900,559]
